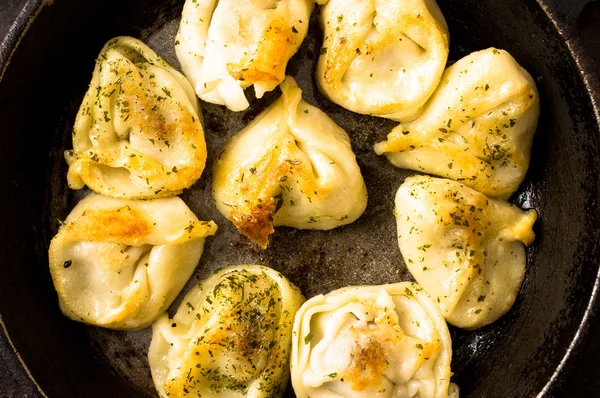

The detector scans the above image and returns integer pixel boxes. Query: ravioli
[66,36,207,199]
[316,0,449,121]
[212,77,367,248]
[291,282,459,398]
[375,48,540,198]
[149,265,304,398]
[176,0,313,111]
[48,193,217,329]
[395,175,537,329]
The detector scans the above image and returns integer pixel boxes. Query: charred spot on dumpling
[227,147,304,248]
[230,198,277,248]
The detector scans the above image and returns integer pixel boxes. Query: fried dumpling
[48,193,217,329]
[149,265,304,398]
[66,36,207,199]
[375,48,540,198]
[176,0,314,111]
[291,282,459,398]
[212,77,367,248]
[316,0,449,121]
[395,175,537,329]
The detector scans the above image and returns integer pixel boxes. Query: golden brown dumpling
[48,193,217,329]
[395,175,537,329]
[316,0,449,121]
[66,37,207,199]
[176,0,314,111]
[212,77,367,248]
[375,48,540,198]
[149,265,304,398]
[291,282,459,397]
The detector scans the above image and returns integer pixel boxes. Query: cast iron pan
[0,0,599,396]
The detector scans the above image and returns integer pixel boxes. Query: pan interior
[0,0,597,397]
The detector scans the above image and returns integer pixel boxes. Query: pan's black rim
[0,0,43,81]
[533,0,600,394]
[0,2,50,395]
[0,0,598,396]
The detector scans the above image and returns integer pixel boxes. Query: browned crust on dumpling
[163,269,286,397]
[62,206,153,245]
[223,137,326,248]
[227,17,301,88]
[55,204,217,246]
[343,337,388,391]
[230,199,277,249]
[319,4,448,115]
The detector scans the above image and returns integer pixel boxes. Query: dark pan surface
[0,0,599,397]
